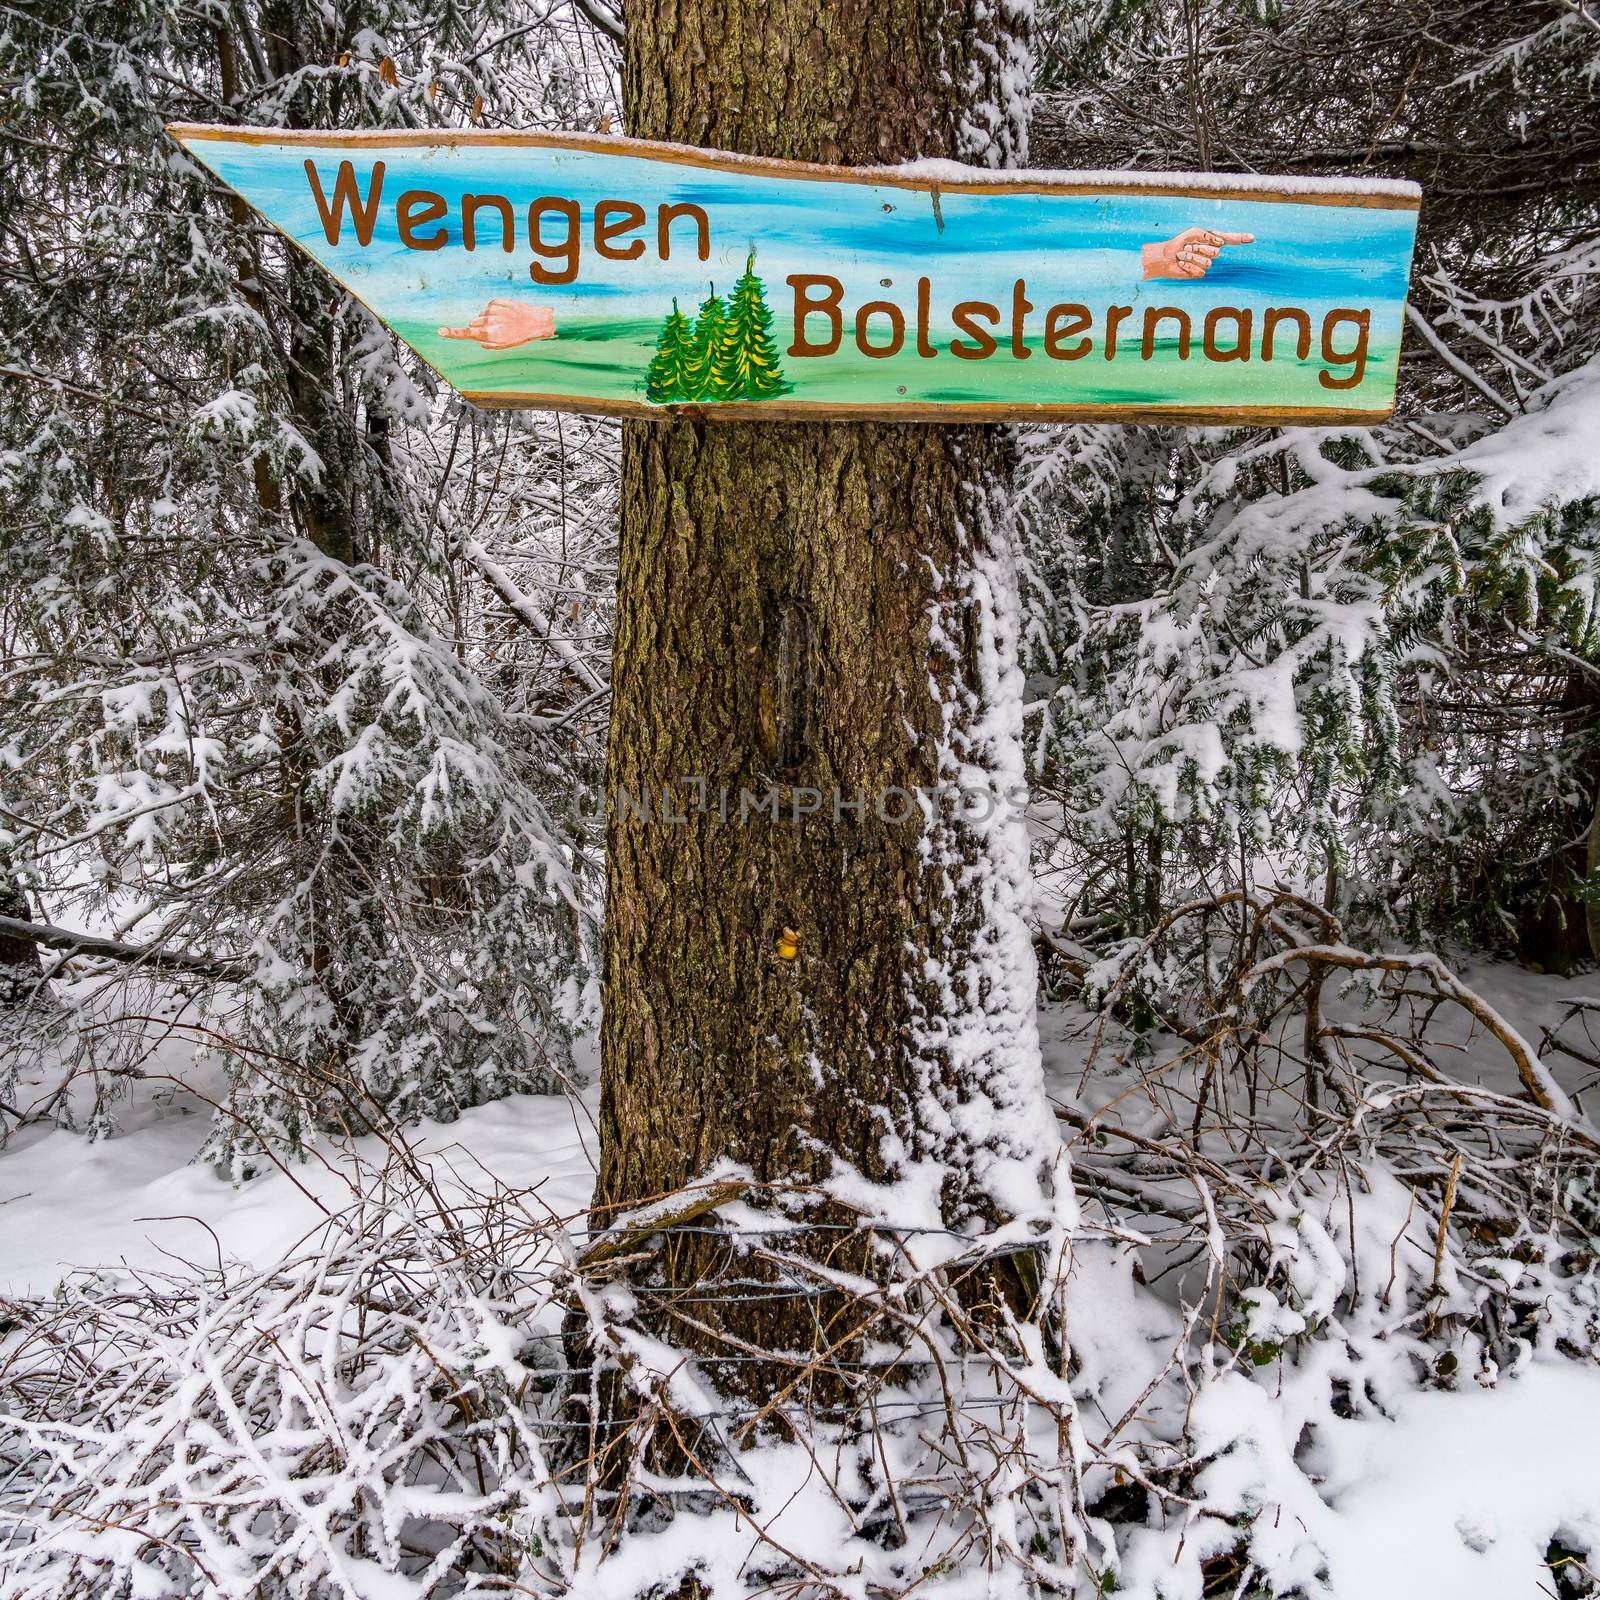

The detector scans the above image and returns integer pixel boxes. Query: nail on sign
[168,125,1420,424]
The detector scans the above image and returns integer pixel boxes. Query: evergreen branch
[0,364,164,424]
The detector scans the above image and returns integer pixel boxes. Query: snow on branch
[0,915,246,984]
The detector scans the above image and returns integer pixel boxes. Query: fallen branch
[1243,943,1572,1116]
[465,538,606,696]
[0,915,247,984]
[577,1179,748,1270]
[1320,1022,1445,1084]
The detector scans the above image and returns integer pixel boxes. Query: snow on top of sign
[893,156,1422,199]
[167,123,1421,200]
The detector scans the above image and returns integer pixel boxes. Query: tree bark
[596,0,1054,1378]
[0,880,42,1008]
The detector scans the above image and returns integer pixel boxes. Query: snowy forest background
[3,0,1600,1596]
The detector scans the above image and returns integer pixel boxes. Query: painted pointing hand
[438,299,556,349]
[1141,228,1256,280]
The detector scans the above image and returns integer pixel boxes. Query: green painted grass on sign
[397,317,1398,413]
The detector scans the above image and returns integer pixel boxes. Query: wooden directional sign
[169,126,1420,424]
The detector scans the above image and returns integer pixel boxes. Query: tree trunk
[0,878,42,1008]
[1514,665,1600,974]
[596,0,1054,1389]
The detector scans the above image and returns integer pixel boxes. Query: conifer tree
[0,0,598,1156]
[680,283,727,399]
[710,250,789,400]
[605,0,1049,1523]
[644,296,694,402]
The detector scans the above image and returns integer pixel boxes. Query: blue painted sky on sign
[186,138,1415,336]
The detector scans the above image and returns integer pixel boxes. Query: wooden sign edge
[464,392,1397,426]
[164,122,1423,213]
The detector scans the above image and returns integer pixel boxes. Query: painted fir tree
[711,250,789,399]
[679,283,728,400]
[645,297,694,402]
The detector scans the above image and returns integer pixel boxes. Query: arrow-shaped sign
[169,125,1419,424]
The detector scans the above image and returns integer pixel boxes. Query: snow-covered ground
[8,955,1589,1296]
[4,959,1600,1599]
[0,1035,602,1296]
